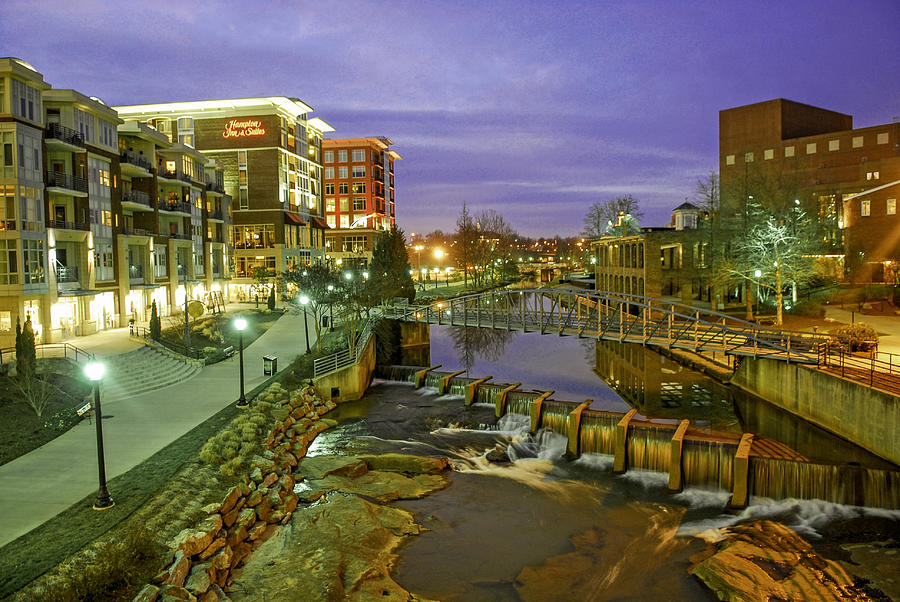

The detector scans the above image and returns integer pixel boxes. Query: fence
[131,325,203,360]
[817,345,900,395]
[313,319,375,378]
[0,343,93,365]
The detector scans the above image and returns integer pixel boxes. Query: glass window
[806,143,816,154]
[326,197,335,212]
[324,167,334,179]
[725,154,734,165]
[352,165,365,177]
[828,139,839,151]
[852,136,864,148]
[877,133,889,145]
[338,166,348,179]
[324,151,333,163]
[0,239,17,284]
[338,150,347,162]
[861,200,870,217]
[340,197,349,211]
[324,183,334,195]
[352,182,366,193]
[339,182,348,194]
[353,197,366,211]
[22,239,45,284]
[887,198,896,216]
[784,146,795,157]
[351,149,365,162]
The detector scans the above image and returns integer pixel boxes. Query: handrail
[0,343,94,365]
[131,325,203,360]
[313,319,375,378]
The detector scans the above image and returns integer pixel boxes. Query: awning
[284,212,307,226]
[309,216,330,230]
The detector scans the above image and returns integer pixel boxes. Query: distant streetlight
[234,318,248,407]
[414,245,424,276]
[299,295,311,354]
[327,284,334,331]
[84,361,114,510]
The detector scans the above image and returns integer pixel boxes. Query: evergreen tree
[150,301,161,341]
[267,285,276,310]
[14,317,22,368]
[369,225,416,303]
[19,317,36,379]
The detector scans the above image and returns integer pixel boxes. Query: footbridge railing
[384,288,831,365]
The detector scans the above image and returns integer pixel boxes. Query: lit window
[326,197,335,212]
[744,152,754,163]
[324,151,334,163]
[326,215,336,228]
[764,149,774,160]
[324,167,334,179]
[806,143,816,154]
[725,154,735,165]
[352,182,366,194]
[784,146,795,157]
[861,199,870,216]
[351,149,364,162]
[340,197,349,211]
[852,136,863,148]
[338,150,347,162]
[828,139,839,151]
[339,215,349,228]
[338,166,348,179]
[887,198,896,215]
[877,132,889,145]
[352,165,365,177]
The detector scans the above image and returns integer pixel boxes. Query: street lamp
[299,295,311,354]
[434,249,445,286]
[84,361,114,510]
[234,318,247,407]
[414,245,424,278]
[327,284,334,331]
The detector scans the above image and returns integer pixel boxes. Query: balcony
[46,171,88,197]
[129,264,145,283]
[206,180,225,195]
[121,190,153,211]
[119,225,153,237]
[55,265,79,283]
[49,220,90,231]
[159,201,192,215]
[120,150,153,177]
[169,231,191,240]
[178,172,193,184]
[157,167,179,182]
[45,123,85,151]
[207,208,224,222]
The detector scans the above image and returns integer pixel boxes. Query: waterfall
[578,412,619,455]
[477,384,502,404]
[506,391,538,416]
[424,372,444,389]
[377,365,420,382]
[626,425,672,473]
[540,400,576,435]
[682,439,736,491]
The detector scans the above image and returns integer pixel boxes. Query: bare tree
[582,196,643,238]
[10,371,53,418]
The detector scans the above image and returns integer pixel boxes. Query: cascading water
[682,439,736,491]
[476,384,501,405]
[626,424,672,473]
[505,391,537,416]
[539,400,573,435]
[578,412,619,455]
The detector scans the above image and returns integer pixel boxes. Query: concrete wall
[313,335,376,404]
[732,358,899,465]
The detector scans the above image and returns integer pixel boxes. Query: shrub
[787,301,825,318]
[149,301,161,341]
[832,323,878,351]
[43,407,79,431]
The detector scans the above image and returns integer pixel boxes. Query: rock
[297,456,368,480]
[283,492,299,514]
[220,485,242,515]
[184,562,213,595]
[359,453,450,474]
[209,584,229,600]
[133,583,160,602]
[691,520,865,602]
[485,445,510,463]
[210,544,233,572]
[237,507,257,531]
[201,502,220,515]
[222,506,240,528]
[225,524,247,548]
[158,584,196,601]
[245,488,264,507]
[161,550,190,587]
[230,541,251,570]
[261,472,279,488]
[249,467,263,483]
[199,536,226,561]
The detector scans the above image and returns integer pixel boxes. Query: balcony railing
[158,167,179,180]
[128,264,144,280]
[120,150,153,172]
[49,220,90,231]
[120,226,153,236]
[162,201,192,214]
[122,190,152,207]
[46,171,88,193]
[55,265,79,283]
[206,181,225,194]
[207,209,224,221]
[170,232,191,240]
[178,172,193,184]
[45,123,85,148]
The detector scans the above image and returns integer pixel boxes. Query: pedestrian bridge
[385,288,830,365]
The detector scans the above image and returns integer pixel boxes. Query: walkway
[0,304,318,547]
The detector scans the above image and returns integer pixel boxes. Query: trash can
[321,315,329,328]
[263,355,277,376]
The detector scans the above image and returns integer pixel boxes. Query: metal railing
[131,325,203,360]
[56,265,79,283]
[45,123,85,148]
[46,171,88,193]
[120,150,153,172]
[207,209,224,221]
[122,190,152,207]
[49,220,90,231]
[128,264,145,279]
[206,181,225,194]
[0,342,93,365]
[162,201,192,214]
[817,345,900,395]
[313,319,375,378]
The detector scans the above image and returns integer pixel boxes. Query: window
[73,107,94,143]
[338,150,347,162]
[352,182,366,193]
[852,136,864,148]
[339,197,349,212]
[342,235,366,252]
[324,150,334,163]
[828,139,839,151]
[177,117,193,129]
[324,167,334,179]
[0,239,17,284]
[351,149,365,162]
[352,165,365,177]
[22,239,45,284]
[877,132,889,145]
[230,224,276,249]
[764,149,774,160]
[339,215,349,228]
[324,183,334,195]
[338,166,348,179]
[326,215,336,228]
[725,154,735,165]
[2,143,11,166]
[784,146,795,157]
[238,150,247,167]
[744,152,754,163]
[861,199,870,216]
[353,197,366,211]
[326,197,335,212]
[806,143,817,154]
[339,182,349,194]
[0,311,10,332]
[888,199,896,215]
[239,188,248,210]
[0,185,15,230]
[867,171,880,181]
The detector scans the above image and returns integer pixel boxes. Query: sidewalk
[0,305,318,547]
[825,306,900,356]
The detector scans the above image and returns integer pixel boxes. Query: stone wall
[132,383,337,602]
[313,334,375,403]
[732,358,899,465]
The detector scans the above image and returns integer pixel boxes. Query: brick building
[719,99,900,281]
[322,137,400,268]
[114,98,334,299]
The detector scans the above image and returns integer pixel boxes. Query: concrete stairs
[99,346,201,401]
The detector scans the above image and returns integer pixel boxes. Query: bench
[223,346,236,358]
[755,315,778,326]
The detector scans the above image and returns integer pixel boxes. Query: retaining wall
[732,358,899,465]
[313,336,376,403]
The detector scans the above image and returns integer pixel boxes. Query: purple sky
[2,1,899,237]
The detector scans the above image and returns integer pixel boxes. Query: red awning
[284,212,307,226]
[309,216,330,230]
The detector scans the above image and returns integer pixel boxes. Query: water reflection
[449,325,516,372]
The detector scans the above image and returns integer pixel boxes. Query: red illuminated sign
[222,119,266,139]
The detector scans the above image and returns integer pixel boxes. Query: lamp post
[234,318,247,407]
[754,269,762,319]
[327,284,334,331]
[434,248,444,286]
[299,295,311,354]
[414,245,424,279]
[85,361,114,510]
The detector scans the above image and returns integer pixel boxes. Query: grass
[160,308,285,364]
[0,361,91,467]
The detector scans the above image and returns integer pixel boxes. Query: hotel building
[0,57,232,348]
[114,98,334,299]
[322,137,400,268]
[719,99,900,281]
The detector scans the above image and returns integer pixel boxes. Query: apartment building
[719,99,900,281]
[0,58,232,348]
[322,137,400,268]
[114,98,334,299]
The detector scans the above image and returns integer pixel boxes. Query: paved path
[825,306,900,356]
[0,305,318,547]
